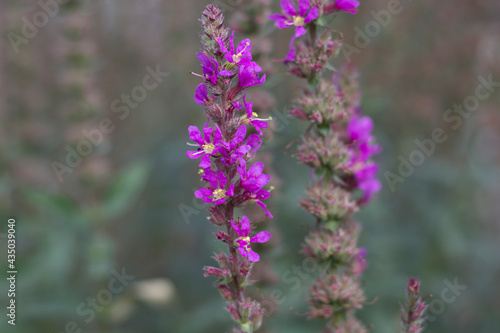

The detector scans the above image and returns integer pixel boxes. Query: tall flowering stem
[400,277,428,333]
[187,5,273,333]
[269,1,379,331]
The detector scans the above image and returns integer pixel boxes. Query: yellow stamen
[232,42,251,63]
[198,169,204,175]
[213,189,226,201]
[293,16,304,26]
[252,112,258,118]
[203,143,215,154]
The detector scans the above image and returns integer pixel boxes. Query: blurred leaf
[98,161,150,220]
[23,188,79,217]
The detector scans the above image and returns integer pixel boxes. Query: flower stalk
[269,1,379,331]
[187,5,273,332]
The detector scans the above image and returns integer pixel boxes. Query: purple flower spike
[198,53,233,85]
[195,169,234,205]
[333,0,360,15]
[194,83,209,105]
[186,121,220,168]
[231,216,271,262]
[269,0,319,38]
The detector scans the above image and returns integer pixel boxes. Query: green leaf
[23,188,79,217]
[98,161,150,221]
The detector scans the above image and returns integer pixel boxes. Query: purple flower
[186,121,221,168]
[218,31,253,66]
[238,63,266,88]
[333,0,360,15]
[347,116,373,142]
[269,0,319,38]
[243,95,269,135]
[217,125,252,165]
[347,116,381,163]
[352,247,367,275]
[237,159,273,218]
[237,158,271,193]
[195,169,235,205]
[197,53,233,85]
[354,163,381,203]
[231,215,271,262]
[194,83,209,105]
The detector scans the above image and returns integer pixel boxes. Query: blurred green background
[1,0,499,332]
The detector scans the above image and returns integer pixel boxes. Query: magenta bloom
[186,122,220,168]
[237,159,273,218]
[238,63,266,88]
[242,95,268,135]
[355,163,381,202]
[218,31,253,66]
[333,0,360,14]
[194,83,209,105]
[269,0,319,38]
[195,169,235,205]
[347,116,381,163]
[198,53,233,84]
[231,215,271,262]
[217,125,252,165]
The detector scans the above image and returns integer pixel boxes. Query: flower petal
[238,246,248,257]
[217,170,227,188]
[247,249,260,262]
[298,0,310,16]
[194,188,213,203]
[232,125,247,146]
[240,215,250,236]
[188,126,204,145]
[304,6,319,23]
[295,25,307,38]
[281,0,297,16]
[250,231,271,243]
[231,219,242,236]
[248,162,264,177]
[199,154,211,168]
[256,200,273,218]
[194,83,208,105]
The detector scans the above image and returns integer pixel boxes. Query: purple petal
[186,150,202,159]
[217,38,228,54]
[230,145,251,163]
[268,14,288,28]
[194,84,208,105]
[254,189,271,200]
[231,219,242,236]
[295,26,307,38]
[256,201,273,218]
[250,231,271,243]
[238,246,248,257]
[188,126,204,145]
[218,70,233,77]
[237,158,247,178]
[246,134,262,154]
[248,162,264,177]
[217,170,227,188]
[232,125,247,146]
[298,0,310,16]
[194,188,213,203]
[304,6,319,23]
[281,0,297,16]
[214,197,226,205]
[226,184,235,197]
[247,249,260,262]
[199,154,211,168]
[240,215,250,236]
[243,95,253,117]
[202,122,213,142]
